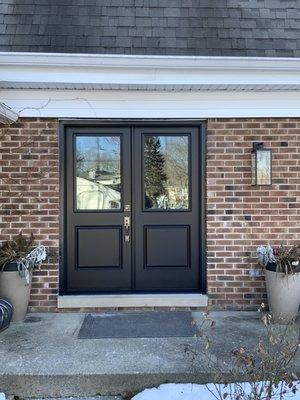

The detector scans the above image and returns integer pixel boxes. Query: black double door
[63,124,203,293]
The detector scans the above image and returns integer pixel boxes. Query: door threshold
[58,293,208,309]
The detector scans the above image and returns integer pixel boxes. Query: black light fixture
[251,142,272,186]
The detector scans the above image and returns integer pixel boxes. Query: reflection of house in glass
[76,136,121,210]
[77,177,121,210]
[95,168,121,193]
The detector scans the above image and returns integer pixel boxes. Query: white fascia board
[1,52,300,70]
[0,52,300,90]
[0,101,18,124]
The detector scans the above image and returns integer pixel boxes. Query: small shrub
[0,232,47,283]
[185,307,299,400]
[0,232,35,267]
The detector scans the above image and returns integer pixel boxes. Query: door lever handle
[124,216,130,230]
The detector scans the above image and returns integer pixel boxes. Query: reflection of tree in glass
[158,136,189,209]
[76,151,85,175]
[144,137,167,208]
[164,137,188,188]
[76,137,120,181]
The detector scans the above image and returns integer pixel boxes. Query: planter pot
[0,298,13,332]
[0,262,32,322]
[265,266,300,324]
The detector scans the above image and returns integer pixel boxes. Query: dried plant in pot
[0,233,47,322]
[257,244,300,324]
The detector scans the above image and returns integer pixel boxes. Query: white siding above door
[2,89,300,119]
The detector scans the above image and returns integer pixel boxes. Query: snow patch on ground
[132,383,300,400]
[132,384,211,400]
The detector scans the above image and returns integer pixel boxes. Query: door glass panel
[75,136,121,210]
[144,135,189,210]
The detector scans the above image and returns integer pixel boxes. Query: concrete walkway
[0,311,299,398]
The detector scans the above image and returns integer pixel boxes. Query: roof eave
[1,52,300,91]
[1,52,300,70]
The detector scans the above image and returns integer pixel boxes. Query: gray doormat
[78,311,199,339]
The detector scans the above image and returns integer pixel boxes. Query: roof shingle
[0,0,299,56]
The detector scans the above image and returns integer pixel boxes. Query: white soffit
[1,52,300,91]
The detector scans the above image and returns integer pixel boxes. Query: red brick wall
[0,117,299,311]
[207,118,300,309]
[0,118,59,311]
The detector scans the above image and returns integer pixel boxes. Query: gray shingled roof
[0,0,299,57]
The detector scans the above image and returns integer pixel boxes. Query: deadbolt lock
[124,216,131,229]
[124,204,131,212]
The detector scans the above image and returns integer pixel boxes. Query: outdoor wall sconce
[251,142,272,186]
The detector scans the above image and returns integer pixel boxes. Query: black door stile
[65,126,132,292]
[62,123,203,294]
[133,126,200,291]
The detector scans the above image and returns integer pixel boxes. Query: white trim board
[0,52,300,91]
[1,52,300,69]
[2,89,300,118]
[58,294,208,309]
[0,101,19,124]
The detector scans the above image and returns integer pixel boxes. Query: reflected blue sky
[76,136,120,154]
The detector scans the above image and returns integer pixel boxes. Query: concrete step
[1,372,216,398]
[24,396,122,400]
[0,312,298,397]
[25,398,122,400]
